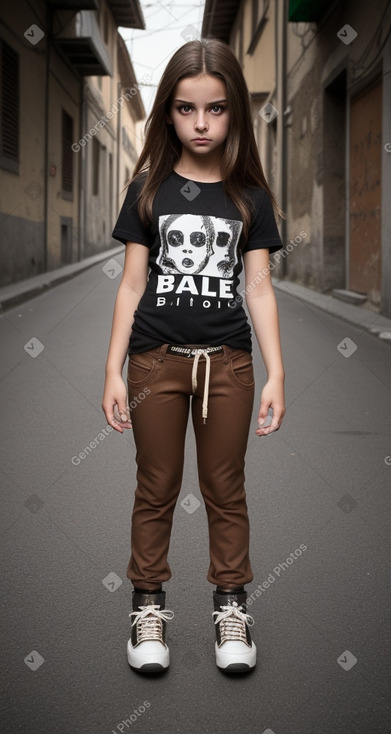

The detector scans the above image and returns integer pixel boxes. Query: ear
[165,113,173,125]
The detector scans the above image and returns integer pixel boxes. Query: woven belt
[166,345,224,424]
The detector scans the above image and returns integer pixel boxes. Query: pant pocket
[127,351,157,387]
[228,349,255,389]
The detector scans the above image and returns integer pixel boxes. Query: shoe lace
[213,601,254,644]
[129,605,174,643]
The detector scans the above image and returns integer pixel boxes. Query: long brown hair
[127,38,284,242]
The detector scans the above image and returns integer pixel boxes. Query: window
[62,109,73,195]
[92,137,100,196]
[0,39,19,172]
[248,0,269,55]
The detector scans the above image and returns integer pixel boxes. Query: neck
[174,149,223,182]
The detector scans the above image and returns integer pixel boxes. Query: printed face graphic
[158,214,242,277]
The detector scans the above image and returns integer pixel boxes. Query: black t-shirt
[111,171,283,354]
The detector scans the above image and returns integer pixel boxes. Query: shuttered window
[0,39,19,166]
[62,109,73,193]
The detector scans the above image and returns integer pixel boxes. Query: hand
[255,377,285,437]
[102,373,132,433]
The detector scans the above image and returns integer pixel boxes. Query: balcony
[55,10,112,75]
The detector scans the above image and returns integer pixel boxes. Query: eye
[216,232,230,248]
[167,230,183,247]
[177,105,192,114]
[190,231,206,247]
[210,105,225,114]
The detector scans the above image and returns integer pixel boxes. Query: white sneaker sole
[215,640,257,672]
[127,639,170,672]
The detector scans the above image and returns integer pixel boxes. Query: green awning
[288,0,330,22]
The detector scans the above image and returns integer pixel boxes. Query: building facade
[0,0,146,287]
[202,0,391,317]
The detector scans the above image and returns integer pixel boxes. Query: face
[167,74,229,159]
[164,215,214,274]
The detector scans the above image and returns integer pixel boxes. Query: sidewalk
[272,278,391,344]
[0,246,123,313]
[1,248,391,344]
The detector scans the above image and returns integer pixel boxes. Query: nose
[195,111,208,132]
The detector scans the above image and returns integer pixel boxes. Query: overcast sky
[119,0,206,115]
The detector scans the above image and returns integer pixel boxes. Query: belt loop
[158,344,168,362]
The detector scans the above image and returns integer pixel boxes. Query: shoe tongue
[133,590,165,610]
[213,590,247,611]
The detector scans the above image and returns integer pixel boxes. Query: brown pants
[126,343,255,590]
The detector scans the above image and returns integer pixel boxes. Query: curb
[272,278,391,345]
[0,246,124,313]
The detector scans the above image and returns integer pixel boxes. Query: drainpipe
[43,3,53,273]
[276,0,288,276]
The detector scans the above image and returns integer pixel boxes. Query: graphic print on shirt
[157,214,242,278]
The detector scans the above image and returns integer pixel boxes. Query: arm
[102,242,149,433]
[243,248,285,436]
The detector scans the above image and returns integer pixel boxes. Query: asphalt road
[1,251,390,734]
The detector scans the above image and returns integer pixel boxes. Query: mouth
[182,258,194,268]
[192,138,211,143]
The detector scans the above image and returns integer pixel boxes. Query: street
[1,251,390,734]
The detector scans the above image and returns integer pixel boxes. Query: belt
[166,345,224,424]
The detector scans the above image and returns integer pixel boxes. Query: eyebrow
[174,98,228,104]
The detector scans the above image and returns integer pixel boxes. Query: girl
[102,38,285,675]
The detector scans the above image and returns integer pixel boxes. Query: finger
[257,404,271,427]
[256,416,281,436]
[103,404,129,433]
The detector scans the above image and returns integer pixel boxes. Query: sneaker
[212,590,256,672]
[127,590,174,673]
